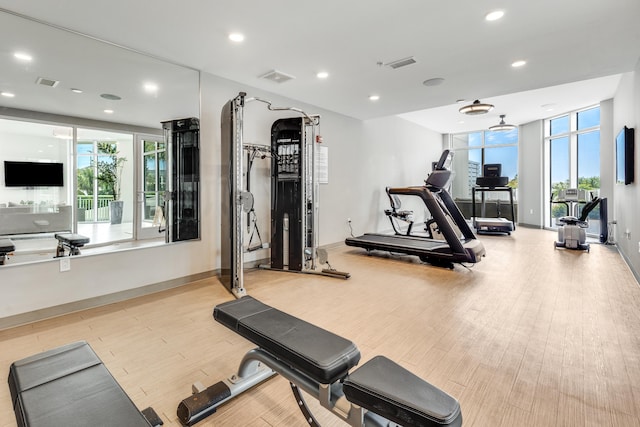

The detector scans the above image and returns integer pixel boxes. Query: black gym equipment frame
[346,150,486,268]
[471,185,516,235]
[162,117,200,242]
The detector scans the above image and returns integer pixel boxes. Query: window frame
[543,105,601,230]
[448,128,519,201]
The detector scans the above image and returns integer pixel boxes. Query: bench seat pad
[0,239,15,252]
[214,296,360,384]
[8,341,151,427]
[55,233,90,245]
[343,355,462,427]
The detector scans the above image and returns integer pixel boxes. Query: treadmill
[345,150,486,268]
[472,164,516,235]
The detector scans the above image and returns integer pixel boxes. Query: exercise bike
[554,194,601,252]
[384,186,415,235]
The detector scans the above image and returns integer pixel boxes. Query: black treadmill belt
[345,234,459,262]
[348,234,447,252]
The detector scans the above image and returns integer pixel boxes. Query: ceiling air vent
[258,69,296,83]
[385,56,417,69]
[36,77,60,87]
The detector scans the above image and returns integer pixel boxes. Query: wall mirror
[0,8,200,266]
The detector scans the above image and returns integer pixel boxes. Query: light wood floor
[1,227,639,426]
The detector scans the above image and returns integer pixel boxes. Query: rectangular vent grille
[36,77,60,87]
[386,57,417,69]
[258,69,296,83]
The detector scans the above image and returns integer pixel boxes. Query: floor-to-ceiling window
[450,128,519,219]
[544,105,601,234]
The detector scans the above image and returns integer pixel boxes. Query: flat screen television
[3,161,64,187]
[616,126,634,185]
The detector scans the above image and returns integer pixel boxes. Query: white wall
[0,71,445,322]
[612,67,640,280]
[354,116,444,236]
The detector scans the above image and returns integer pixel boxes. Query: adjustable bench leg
[177,352,276,426]
[55,244,66,258]
[290,383,320,426]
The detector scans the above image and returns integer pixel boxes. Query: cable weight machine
[220,92,348,298]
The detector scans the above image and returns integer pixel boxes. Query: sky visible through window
[550,107,600,185]
[468,129,518,179]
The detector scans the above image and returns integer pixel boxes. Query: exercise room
[1,2,640,426]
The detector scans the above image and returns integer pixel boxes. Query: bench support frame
[178,347,395,427]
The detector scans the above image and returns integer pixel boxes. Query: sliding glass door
[76,128,134,244]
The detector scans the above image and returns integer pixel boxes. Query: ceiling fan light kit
[459,99,494,115]
[489,114,516,131]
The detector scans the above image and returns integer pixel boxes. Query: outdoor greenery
[96,142,127,201]
[551,176,600,219]
[77,167,94,196]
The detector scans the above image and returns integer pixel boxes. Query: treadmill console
[557,188,588,202]
[476,176,508,187]
[475,163,508,188]
[484,164,501,177]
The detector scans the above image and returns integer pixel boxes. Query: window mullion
[569,133,578,188]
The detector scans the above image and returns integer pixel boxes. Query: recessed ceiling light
[485,10,504,21]
[14,52,33,61]
[316,71,329,79]
[229,32,245,42]
[1,92,15,98]
[70,88,83,93]
[103,109,114,114]
[456,99,466,104]
[144,82,159,92]
[511,60,527,68]
[369,95,380,101]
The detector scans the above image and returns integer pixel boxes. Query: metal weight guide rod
[220,92,348,298]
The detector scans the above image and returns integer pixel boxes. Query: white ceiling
[0,0,639,134]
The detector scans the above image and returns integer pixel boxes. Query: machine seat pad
[343,356,462,427]
[214,296,361,384]
[557,216,588,228]
[8,341,152,427]
[55,233,90,246]
[0,239,15,252]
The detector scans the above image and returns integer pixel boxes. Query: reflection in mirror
[76,128,134,244]
[0,8,200,266]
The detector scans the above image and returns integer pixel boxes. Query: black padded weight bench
[0,238,15,265]
[8,341,163,427]
[177,296,462,426]
[54,232,90,257]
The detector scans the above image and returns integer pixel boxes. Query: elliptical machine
[554,194,601,252]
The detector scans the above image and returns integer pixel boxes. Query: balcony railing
[77,195,114,222]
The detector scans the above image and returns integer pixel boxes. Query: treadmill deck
[345,233,484,263]
[473,217,514,234]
